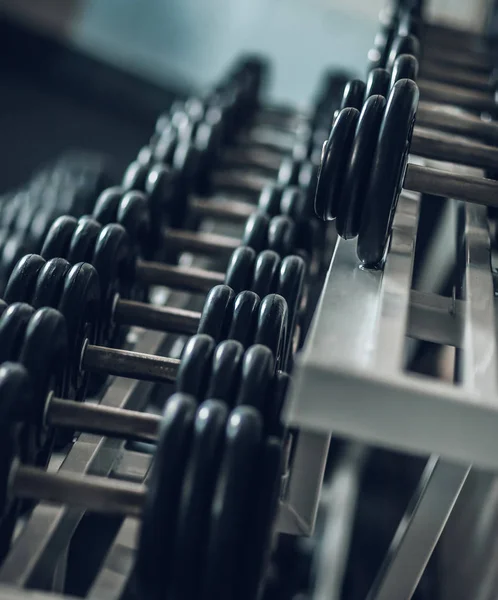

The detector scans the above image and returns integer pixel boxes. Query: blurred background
[0,0,489,104]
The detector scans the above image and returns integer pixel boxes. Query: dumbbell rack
[286,139,498,597]
[3,5,498,600]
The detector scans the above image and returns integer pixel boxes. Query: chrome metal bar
[114,298,200,335]
[190,197,253,223]
[47,399,160,444]
[237,128,297,153]
[135,259,225,293]
[418,80,495,113]
[220,147,283,172]
[12,465,145,518]
[163,228,239,258]
[423,52,492,73]
[404,163,498,209]
[82,344,179,383]
[416,102,498,145]
[411,127,498,171]
[420,63,491,92]
[211,170,271,198]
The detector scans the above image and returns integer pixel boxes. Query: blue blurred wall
[74,0,379,104]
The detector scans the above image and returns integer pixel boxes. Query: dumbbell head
[315,79,419,267]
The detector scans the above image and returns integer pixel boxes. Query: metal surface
[418,80,495,112]
[313,445,367,600]
[411,126,498,170]
[367,458,470,600]
[47,399,160,444]
[405,163,498,209]
[163,227,240,258]
[285,183,498,470]
[190,196,253,223]
[82,344,179,383]
[114,298,200,335]
[421,62,491,91]
[135,259,225,293]
[416,101,498,145]
[369,192,496,599]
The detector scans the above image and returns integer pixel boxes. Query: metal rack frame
[288,157,498,598]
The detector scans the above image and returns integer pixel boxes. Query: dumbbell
[373,4,493,75]
[33,215,305,356]
[148,103,321,202]
[0,255,294,406]
[0,305,287,448]
[315,79,498,267]
[157,70,347,178]
[366,32,498,144]
[368,28,498,121]
[341,60,498,172]
[93,179,320,273]
[395,35,497,115]
[2,258,292,401]
[368,5,495,97]
[0,365,282,600]
[364,18,498,145]
[0,153,114,292]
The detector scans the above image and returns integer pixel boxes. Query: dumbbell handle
[420,63,491,91]
[190,197,253,223]
[47,397,160,444]
[418,80,496,114]
[404,163,498,208]
[113,298,200,334]
[163,228,240,259]
[12,462,145,518]
[82,343,180,383]
[135,260,225,294]
[416,102,498,145]
[424,48,492,72]
[411,126,498,171]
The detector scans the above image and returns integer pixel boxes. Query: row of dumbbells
[0,57,348,600]
[315,0,498,267]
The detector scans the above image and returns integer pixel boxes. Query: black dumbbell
[34,216,305,354]
[372,5,492,75]
[354,61,498,147]
[4,255,295,398]
[381,31,497,115]
[365,27,498,144]
[339,59,498,174]
[315,78,498,267]
[0,153,114,292]
[92,180,323,279]
[0,303,287,448]
[0,364,282,600]
[368,10,497,109]
[153,70,346,180]
[143,116,319,203]
[2,260,291,402]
